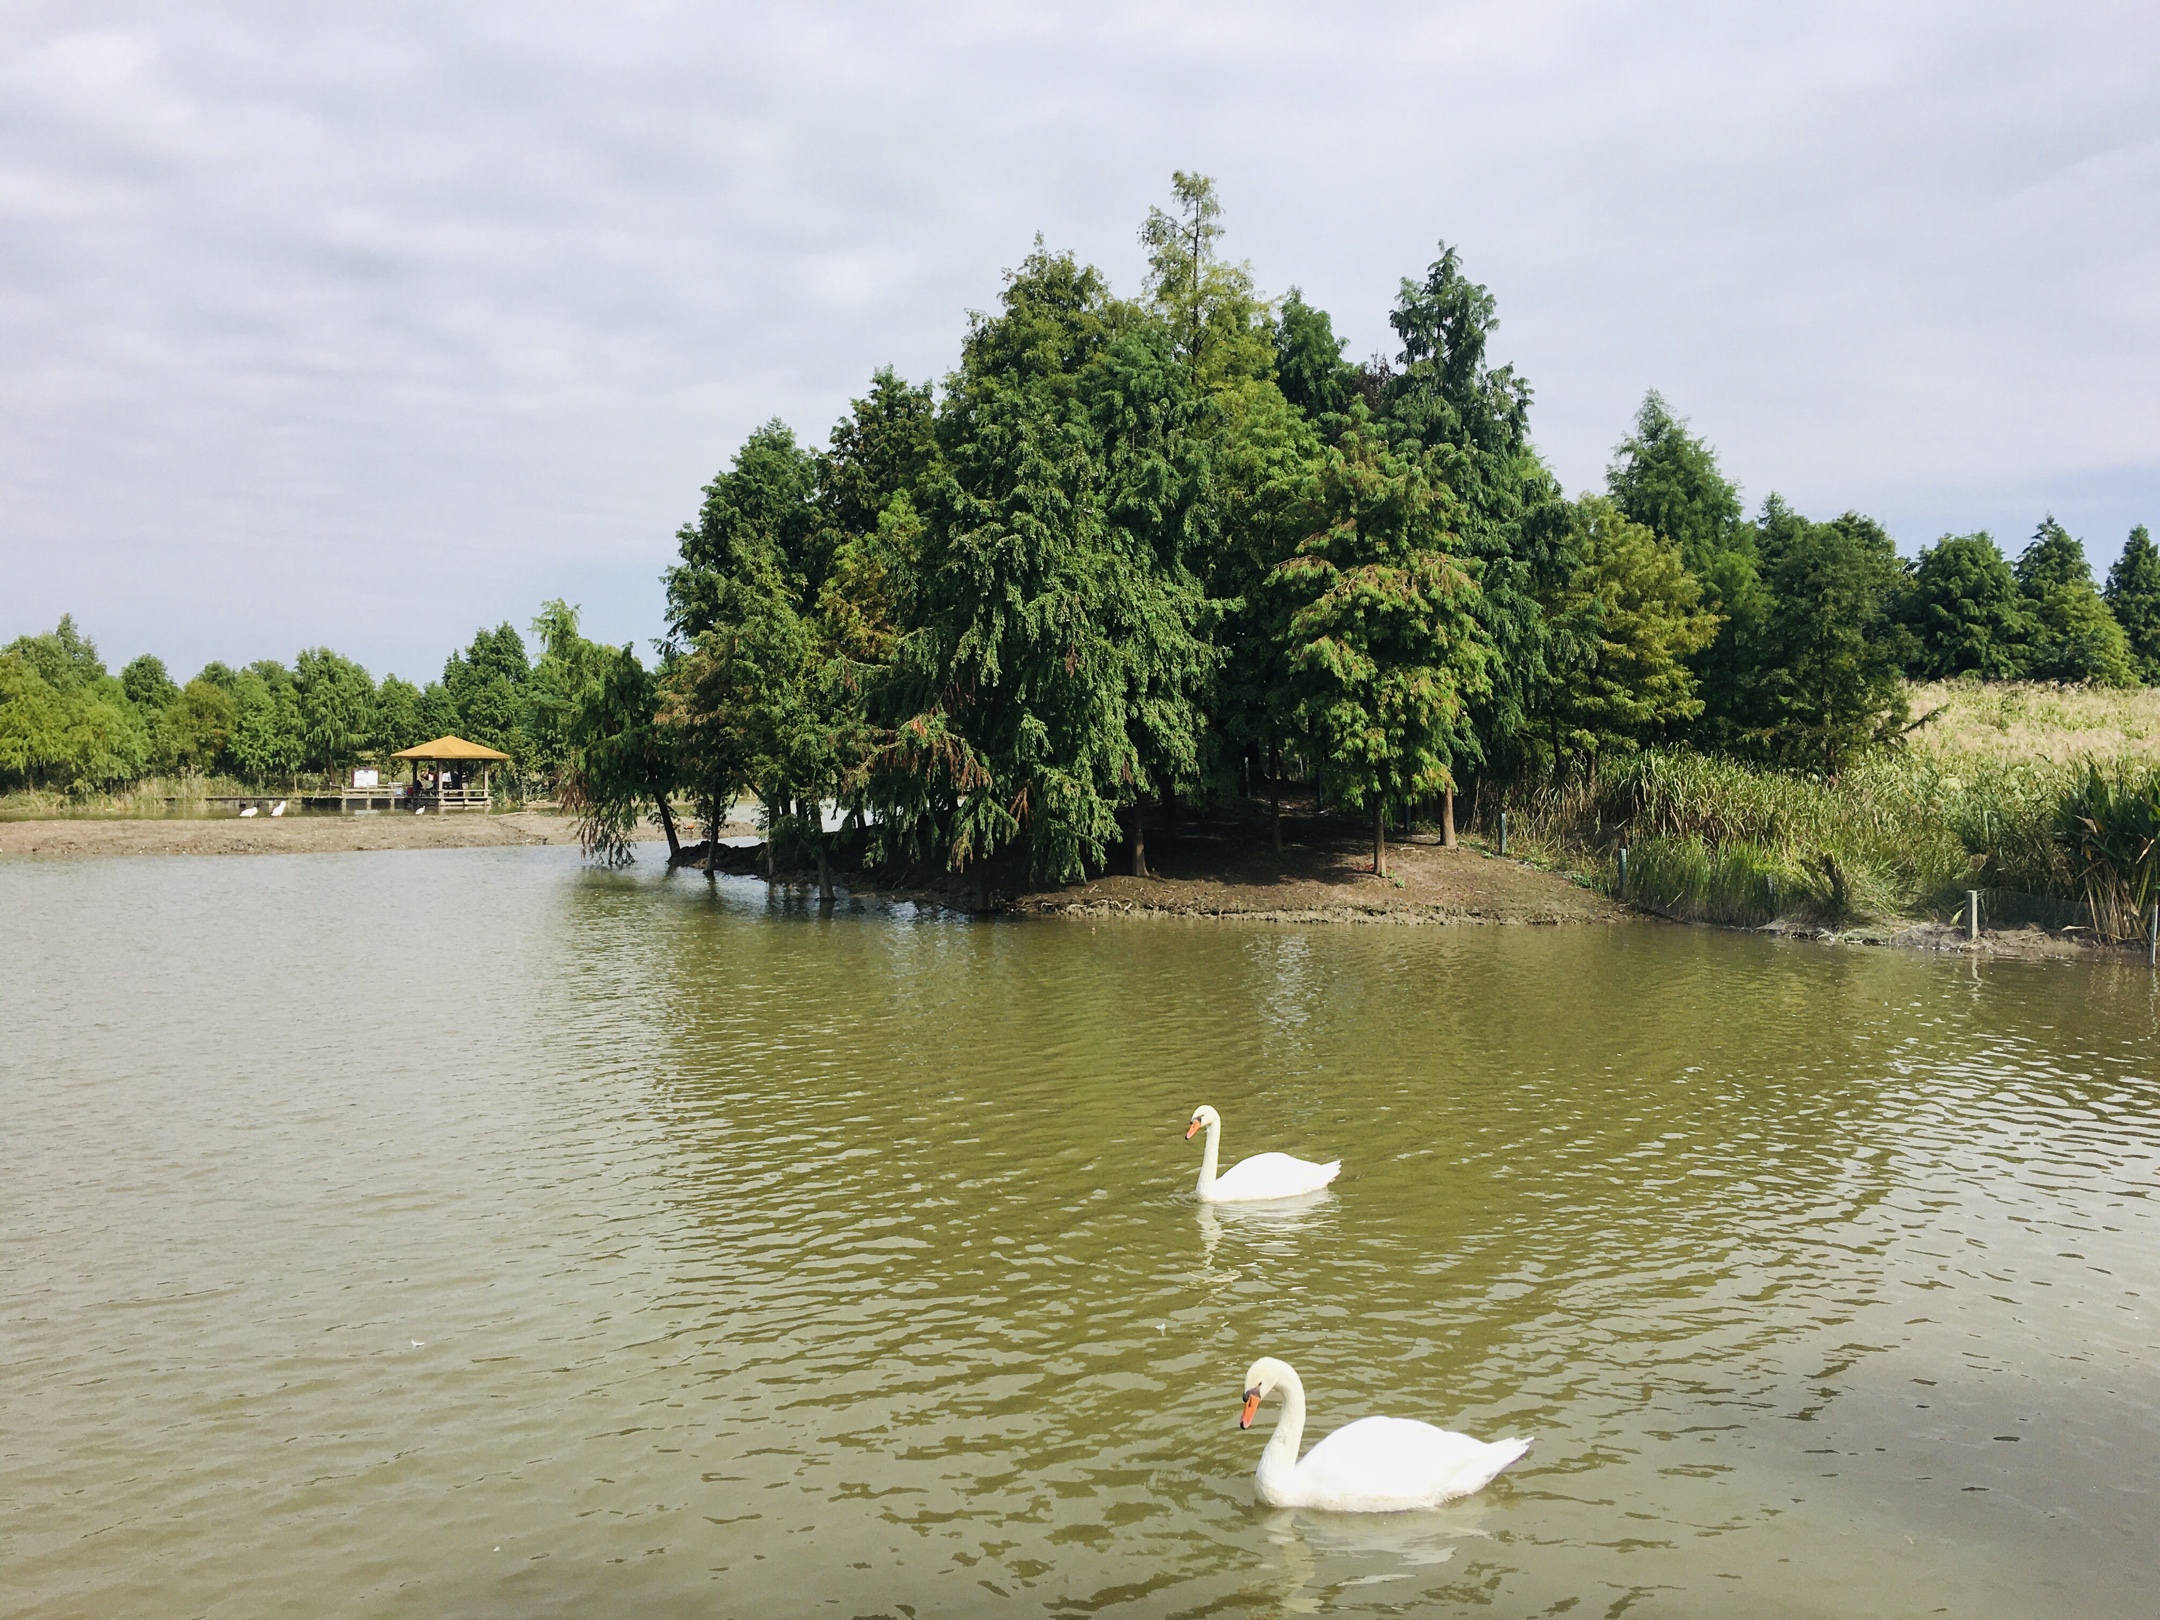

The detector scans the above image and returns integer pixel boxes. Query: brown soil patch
[1009,817,1617,926]
[0,809,655,859]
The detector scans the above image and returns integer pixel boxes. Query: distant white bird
[239,805,259,818]
[414,807,425,816]
[270,800,287,817]
[1186,1104,1341,1202]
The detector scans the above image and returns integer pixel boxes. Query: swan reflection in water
[1259,1500,1496,1614]
[1194,1190,1335,1280]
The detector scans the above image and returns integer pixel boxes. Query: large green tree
[522,600,614,792]
[0,619,151,790]
[437,624,532,770]
[1380,244,1568,787]
[294,648,377,776]
[1605,392,1764,750]
[1272,289,1359,421]
[1088,320,1215,874]
[2016,518,2134,686]
[228,661,304,786]
[1897,532,2032,679]
[1137,172,1275,396]
[167,677,237,773]
[812,368,939,591]
[1538,496,1718,774]
[872,246,1147,887]
[2103,525,2160,683]
[563,645,682,865]
[1206,379,1329,849]
[666,420,819,641]
[1270,425,1493,876]
[1607,392,1747,577]
[1749,501,1911,774]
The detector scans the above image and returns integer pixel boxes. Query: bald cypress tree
[1606,392,1763,751]
[2017,518,2134,686]
[2104,525,2160,684]
[1379,244,1568,789]
[1898,532,2032,679]
[1269,424,1493,876]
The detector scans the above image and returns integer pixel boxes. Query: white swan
[270,799,286,817]
[239,805,259,817]
[1186,1104,1340,1202]
[1239,1357,1530,1512]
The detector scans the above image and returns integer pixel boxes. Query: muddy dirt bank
[0,810,655,859]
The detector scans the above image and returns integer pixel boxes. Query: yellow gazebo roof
[390,735,513,762]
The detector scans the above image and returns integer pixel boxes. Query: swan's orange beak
[1186,1119,1203,1140]
[1240,1389,1262,1429]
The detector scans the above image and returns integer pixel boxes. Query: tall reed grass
[1489,748,2084,931]
[0,774,242,820]
[2056,765,2160,939]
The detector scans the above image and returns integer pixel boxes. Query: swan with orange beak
[1237,1357,1531,1511]
[1185,1104,1340,1202]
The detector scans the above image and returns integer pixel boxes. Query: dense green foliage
[11,176,2154,927]
[1898,532,2032,678]
[2103,525,2160,683]
[0,603,616,795]
[2016,517,2134,686]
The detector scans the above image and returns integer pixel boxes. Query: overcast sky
[5,1,2156,680]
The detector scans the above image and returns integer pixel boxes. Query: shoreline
[0,809,654,859]
[3,810,2134,961]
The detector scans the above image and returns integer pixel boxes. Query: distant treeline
[0,601,617,796]
[10,175,2159,888]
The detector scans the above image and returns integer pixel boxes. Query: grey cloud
[3,0,2156,677]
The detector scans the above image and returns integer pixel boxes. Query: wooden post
[1497,811,1508,857]
[1268,736,1282,855]
[1441,788,1456,848]
[1968,889,1981,945]
[1617,846,1628,898]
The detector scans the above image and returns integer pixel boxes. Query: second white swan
[1186,1104,1340,1202]
[1239,1357,1531,1511]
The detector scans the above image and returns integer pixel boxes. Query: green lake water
[4,846,2157,1617]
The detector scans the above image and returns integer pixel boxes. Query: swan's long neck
[1257,1364,1306,1496]
[1195,1117,1222,1197]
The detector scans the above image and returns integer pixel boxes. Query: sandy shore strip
[0,810,664,859]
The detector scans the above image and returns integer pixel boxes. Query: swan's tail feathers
[1317,1159,1343,1188]
[1485,1436,1532,1481]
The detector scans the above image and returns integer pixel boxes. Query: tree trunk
[1269,736,1282,855]
[704,790,718,877]
[1129,801,1150,879]
[816,834,833,903]
[1441,787,1456,848]
[653,788,680,860]
[1373,799,1387,878]
[976,863,992,912]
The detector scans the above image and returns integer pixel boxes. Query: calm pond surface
[5,846,2159,1618]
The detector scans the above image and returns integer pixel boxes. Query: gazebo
[390,735,513,812]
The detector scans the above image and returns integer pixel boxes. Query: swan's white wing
[1208,1151,1342,1202]
[1291,1417,1528,1510]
